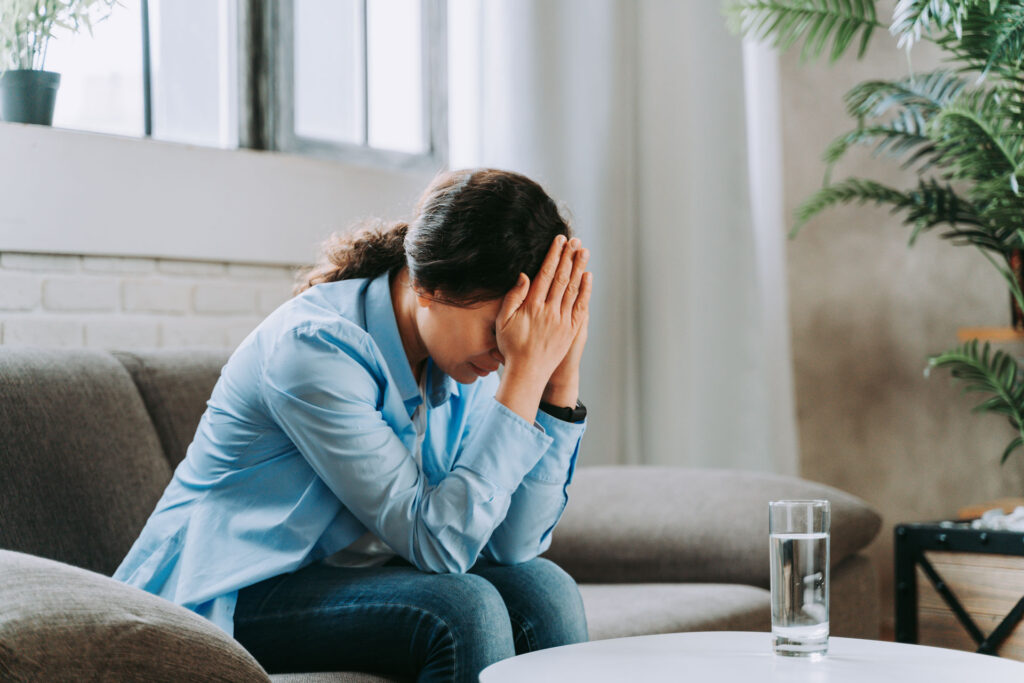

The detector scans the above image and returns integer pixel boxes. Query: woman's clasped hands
[492,235,592,420]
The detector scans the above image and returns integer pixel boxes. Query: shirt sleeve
[456,375,587,565]
[259,324,554,574]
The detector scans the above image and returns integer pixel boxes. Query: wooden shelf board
[957,327,1024,343]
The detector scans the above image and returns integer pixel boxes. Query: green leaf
[724,0,884,63]
[844,71,968,120]
[934,1,1024,80]
[929,88,1024,183]
[1002,436,1024,464]
[791,177,983,242]
[823,115,940,181]
[890,0,985,49]
[928,339,1024,464]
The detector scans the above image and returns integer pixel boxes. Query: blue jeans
[233,556,589,682]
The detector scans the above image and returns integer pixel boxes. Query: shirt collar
[364,270,456,409]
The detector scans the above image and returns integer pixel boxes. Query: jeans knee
[506,558,589,646]
[430,572,510,633]
[418,572,514,665]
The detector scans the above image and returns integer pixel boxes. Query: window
[46,1,145,137]
[149,0,239,148]
[38,0,446,169]
[264,0,447,169]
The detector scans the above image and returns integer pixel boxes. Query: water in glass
[770,531,829,657]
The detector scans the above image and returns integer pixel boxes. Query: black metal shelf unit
[895,521,1024,656]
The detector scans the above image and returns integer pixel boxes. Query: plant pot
[0,70,61,126]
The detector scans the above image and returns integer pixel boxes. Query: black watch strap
[538,399,587,422]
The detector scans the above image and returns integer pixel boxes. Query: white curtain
[448,0,798,475]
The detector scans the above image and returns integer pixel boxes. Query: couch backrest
[0,349,174,576]
[113,350,231,469]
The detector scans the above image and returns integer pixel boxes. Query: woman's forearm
[541,373,579,407]
[494,362,549,424]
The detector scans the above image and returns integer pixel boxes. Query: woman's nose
[490,349,505,365]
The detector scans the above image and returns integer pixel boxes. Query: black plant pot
[0,70,61,126]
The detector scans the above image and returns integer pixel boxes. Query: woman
[114,168,594,681]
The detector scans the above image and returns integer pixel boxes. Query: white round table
[479,631,1024,682]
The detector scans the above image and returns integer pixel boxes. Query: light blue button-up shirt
[113,270,586,636]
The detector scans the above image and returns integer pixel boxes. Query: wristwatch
[538,398,587,422]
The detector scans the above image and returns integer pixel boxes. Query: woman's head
[295,168,574,382]
[403,168,573,305]
[296,168,573,302]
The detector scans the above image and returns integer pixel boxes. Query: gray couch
[0,348,882,681]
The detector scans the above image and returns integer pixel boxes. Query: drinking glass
[769,499,830,658]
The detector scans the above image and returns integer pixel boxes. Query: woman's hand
[493,235,592,421]
[542,305,589,407]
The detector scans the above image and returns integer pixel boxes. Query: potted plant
[725,0,1024,465]
[0,0,119,125]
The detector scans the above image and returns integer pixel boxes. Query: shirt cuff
[454,397,553,491]
[528,412,586,482]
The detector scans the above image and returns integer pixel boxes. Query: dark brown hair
[294,168,573,305]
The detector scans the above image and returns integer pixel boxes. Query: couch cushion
[579,583,771,641]
[0,348,172,576]
[544,467,881,587]
[0,550,270,682]
[113,350,231,469]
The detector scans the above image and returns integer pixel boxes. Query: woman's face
[415,294,504,384]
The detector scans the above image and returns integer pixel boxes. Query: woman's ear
[413,287,436,309]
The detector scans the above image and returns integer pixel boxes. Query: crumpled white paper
[970,506,1024,531]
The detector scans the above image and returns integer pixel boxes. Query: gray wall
[779,38,1024,629]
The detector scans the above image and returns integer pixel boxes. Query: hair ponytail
[293,220,409,295]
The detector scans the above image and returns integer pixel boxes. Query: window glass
[294,0,365,145]
[39,0,436,163]
[149,0,238,148]
[366,0,425,154]
[46,0,144,137]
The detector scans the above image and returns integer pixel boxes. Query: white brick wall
[0,252,302,350]
[43,278,119,311]
[123,280,192,314]
[193,283,258,314]
[0,274,41,310]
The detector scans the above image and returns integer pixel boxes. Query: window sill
[0,122,437,265]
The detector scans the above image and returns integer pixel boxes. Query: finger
[526,234,567,307]
[560,246,589,317]
[497,273,529,328]
[546,237,580,306]
[571,271,593,329]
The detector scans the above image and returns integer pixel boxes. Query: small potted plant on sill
[0,0,119,125]
[725,0,1024,465]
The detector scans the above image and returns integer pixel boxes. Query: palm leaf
[935,1,1024,80]
[926,338,1024,464]
[724,0,884,62]
[929,87,1024,184]
[890,0,986,49]
[844,71,968,121]
[792,177,983,244]
[823,112,942,181]
[823,72,971,181]
[969,176,1024,235]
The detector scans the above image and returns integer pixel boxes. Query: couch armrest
[542,466,881,588]
[0,550,269,682]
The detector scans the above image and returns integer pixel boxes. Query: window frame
[238,0,448,172]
